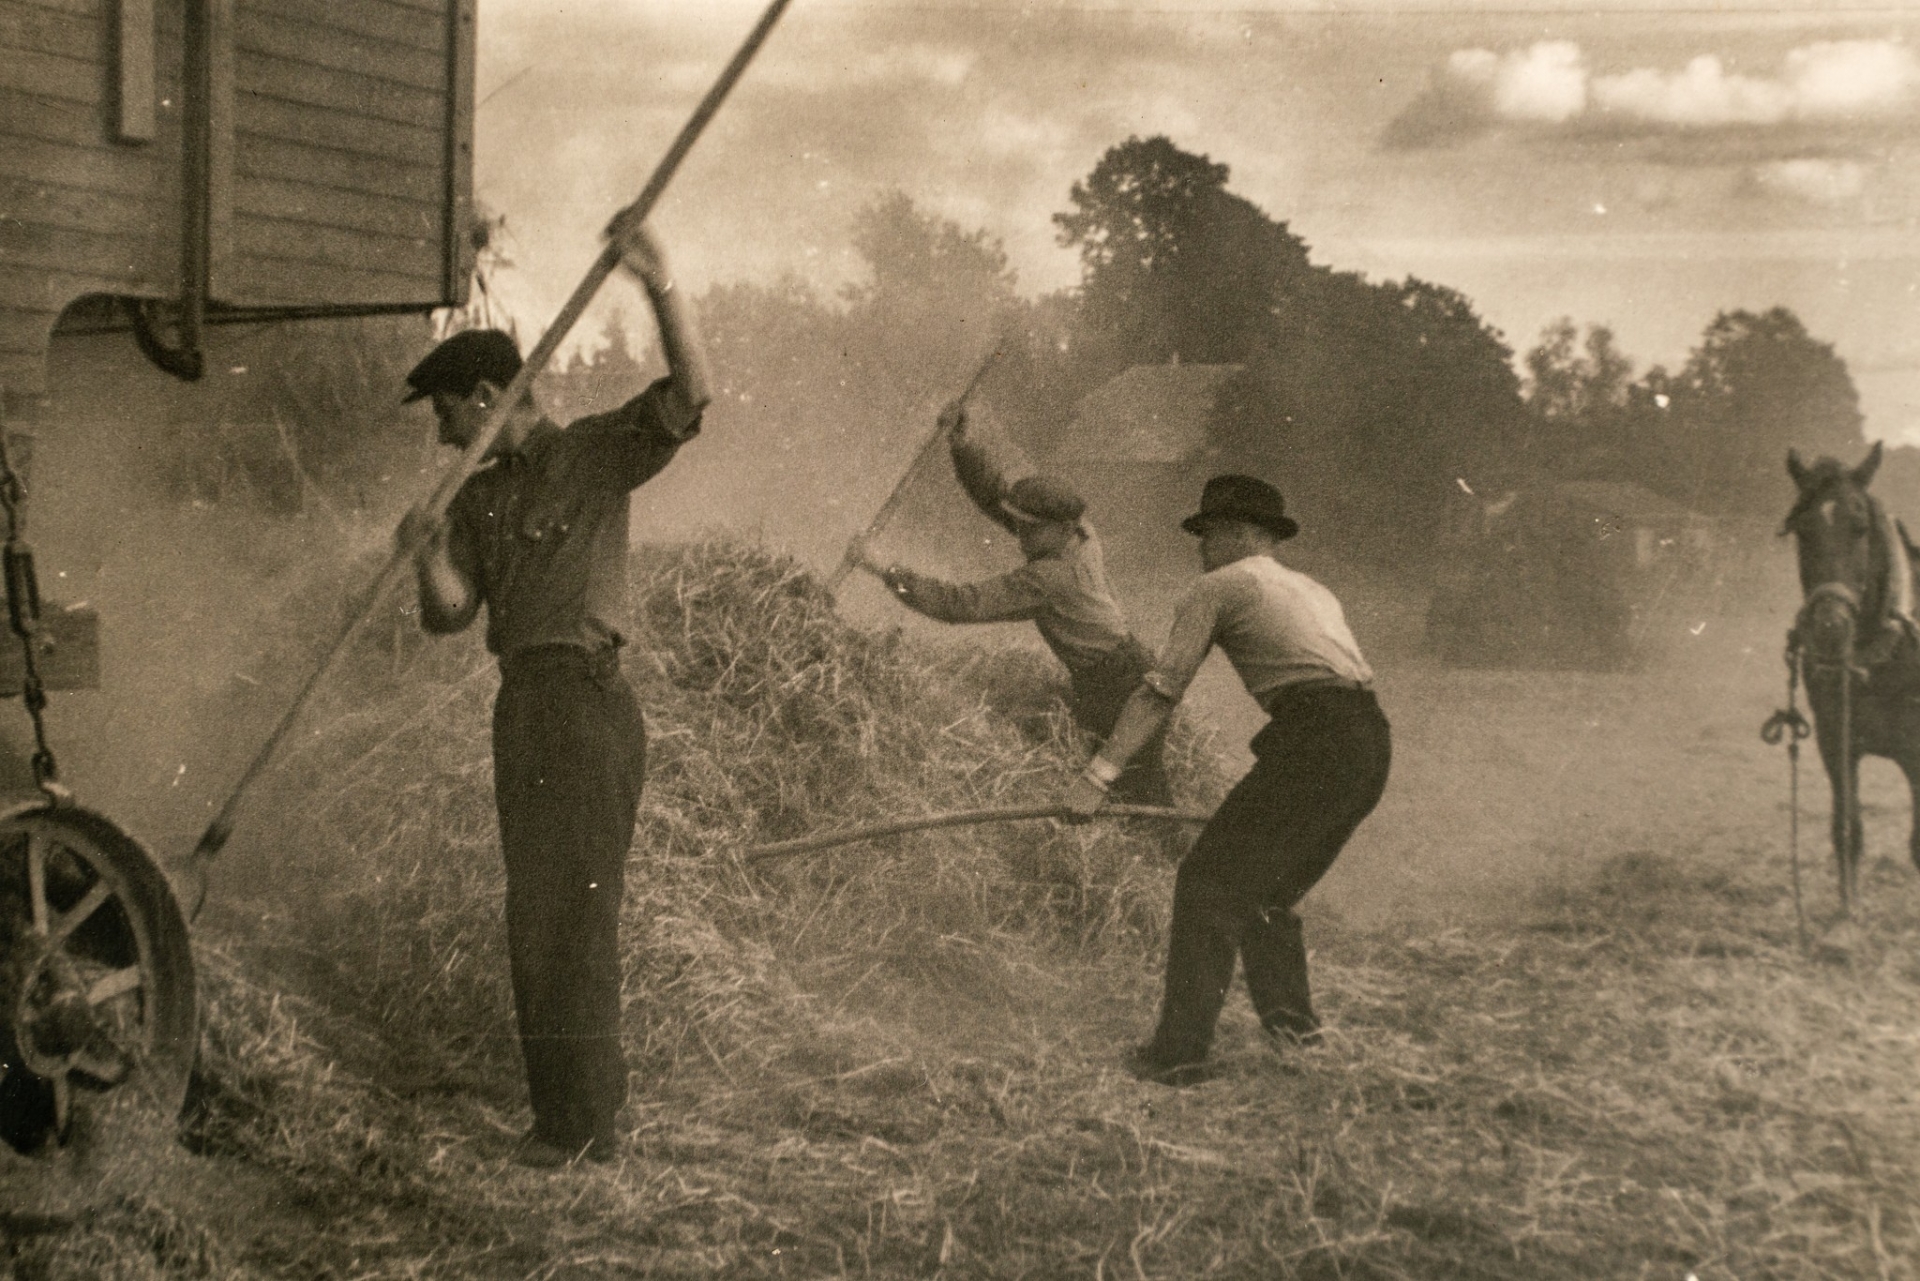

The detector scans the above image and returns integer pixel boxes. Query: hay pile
[194,537,1221,1135]
[19,538,1920,1280]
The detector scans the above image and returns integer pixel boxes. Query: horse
[1780,440,1920,912]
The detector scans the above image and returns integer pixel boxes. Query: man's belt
[499,643,622,682]
[1261,674,1371,715]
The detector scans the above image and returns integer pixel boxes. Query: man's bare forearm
[644,276,713,429]
[1093,686,1175,774]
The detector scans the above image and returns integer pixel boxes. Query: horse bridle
[1789,581,1863,675]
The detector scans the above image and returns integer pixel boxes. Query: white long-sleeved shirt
[1145,554,1372,707]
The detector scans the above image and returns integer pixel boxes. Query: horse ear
[1854,439,1884,488]
[1787,449,1809,485]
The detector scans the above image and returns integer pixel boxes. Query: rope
[1761,639,1811,955]
[740,803,1211,864]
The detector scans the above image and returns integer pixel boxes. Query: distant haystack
[1044,363,1243,552]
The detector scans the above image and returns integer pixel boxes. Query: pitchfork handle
[828,349,1000,594]
[181,0,797,909]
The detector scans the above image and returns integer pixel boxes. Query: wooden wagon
[1,0,476,1159]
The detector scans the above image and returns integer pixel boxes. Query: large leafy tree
[1519,318,1637,481]
[1214,269,1526,560]
[1647,307,1862,517]
[843,190,1018,384]
[1054,135,1312,371]
[1053,136,1526,561]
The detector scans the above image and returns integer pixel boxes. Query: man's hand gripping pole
[181,0,797,916]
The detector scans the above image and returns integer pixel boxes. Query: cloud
[1748,158,1869,205]
[1385,37,1920,148]
[1382,42,1585,147]
[1787,40,1920,119]
[1477,42,1587,123]
[1591,56,1789,127]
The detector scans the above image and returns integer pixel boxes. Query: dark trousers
[492,645,647,1148]
[1146,686,1391,1066]
[1071,639,1174,808]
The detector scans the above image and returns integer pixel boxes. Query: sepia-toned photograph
[3,0,1917,1275]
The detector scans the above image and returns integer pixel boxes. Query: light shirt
[883,410,1135,673]
[887,530,1133,674]
[1146,554,1372,707]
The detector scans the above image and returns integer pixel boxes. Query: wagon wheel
[0,802,196,1155]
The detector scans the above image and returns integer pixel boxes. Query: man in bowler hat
[1063,475,1391,1083]
[399,219,710,1166]
[850,401,1171,805]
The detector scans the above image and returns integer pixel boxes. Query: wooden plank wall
[1,0,185,396]
[225,0,461,307]
[1,0,468,397]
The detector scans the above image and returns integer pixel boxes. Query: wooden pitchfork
[179,0,796,916]
[825,348,1000,594]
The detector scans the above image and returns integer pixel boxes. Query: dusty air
[2,2,1917,1277]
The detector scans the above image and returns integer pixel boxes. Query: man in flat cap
[1064,475,1391,1085]
[400,219,710,1168]
[850,401,1171,806]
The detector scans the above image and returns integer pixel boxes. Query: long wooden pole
[183,0,796,896]
[825,348,999,594]
[741,803,1210,865]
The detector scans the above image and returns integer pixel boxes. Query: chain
[0,416,68,805]
[1761,634,1811,954]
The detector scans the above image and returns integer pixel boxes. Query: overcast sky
[472,0,1920,443]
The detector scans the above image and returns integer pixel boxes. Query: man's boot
[1241,904,1321,1045]
[1136,875,1244,1081]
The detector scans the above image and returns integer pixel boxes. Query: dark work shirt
[444,378,699,657]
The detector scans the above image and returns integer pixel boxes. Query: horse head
[1782,441,1888,668]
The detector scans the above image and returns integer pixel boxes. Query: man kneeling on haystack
[849,400,1173,807]
[1064,476,1391,1086]
[398,218,711,1168]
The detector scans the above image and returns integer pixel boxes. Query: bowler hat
[1002,475,1086,524]
[1181,474,1299,540]
[403,329,523,403]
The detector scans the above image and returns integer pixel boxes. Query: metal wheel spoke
[86,966,144,1005]
[46,879,112,949]
[26,828,49,935]
[2,805,197,1154]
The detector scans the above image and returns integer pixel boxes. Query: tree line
[678,133,1869,565]
[157,135,1869,568]
[1046,136,1865,551]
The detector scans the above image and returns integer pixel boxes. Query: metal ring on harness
[1760,706,1811,746]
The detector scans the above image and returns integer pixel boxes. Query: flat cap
[403,329,523,404]
[1002,475,1087,525]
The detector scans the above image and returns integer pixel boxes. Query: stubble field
[4,533,1919,1281]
